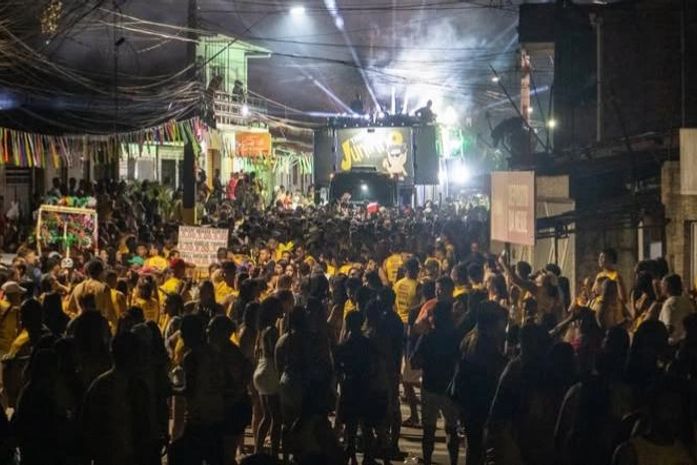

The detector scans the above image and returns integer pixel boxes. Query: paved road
[242,393,465,464]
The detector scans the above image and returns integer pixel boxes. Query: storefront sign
[491,171,535,246]
[236,132,272,158]
[336,127,413,179]
[178,226,229,268]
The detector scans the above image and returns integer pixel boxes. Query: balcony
[213,91,268,129]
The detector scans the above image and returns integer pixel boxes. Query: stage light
[241,104,250,117]
[547,119,558,129]
[451,162,471,184]
[491,76,500,83]
[290,5,306,17]
[360,183,368,192]
[442,106,458,126]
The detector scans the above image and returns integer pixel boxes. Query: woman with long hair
[252,297,282,458]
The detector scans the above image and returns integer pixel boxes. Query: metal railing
[213,91,268,127]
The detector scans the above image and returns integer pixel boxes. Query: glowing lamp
[241,104,250,117]
[290,5,306,17]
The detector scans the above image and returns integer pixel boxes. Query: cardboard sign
[178,226,229,268]
[491,171,536,246]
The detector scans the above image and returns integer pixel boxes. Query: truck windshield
[330,173,395,206]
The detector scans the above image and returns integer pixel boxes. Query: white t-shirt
[659,295,696,343]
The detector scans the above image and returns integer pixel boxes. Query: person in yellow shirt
[393,258,421,324]
[215,261,238,313]
[594,248,627,303]
[66,260,116,327]
[105,270,127,320]
[132,277,160,323]
[160,258,191,299]
[451,263,469,298]
[0,281,25,357]
[381,250,405,286]
[145,244,169,271]
[343,277,362,319]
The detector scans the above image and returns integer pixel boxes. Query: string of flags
[0,118,205,169]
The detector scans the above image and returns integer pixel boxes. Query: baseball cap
[1,281,26,295]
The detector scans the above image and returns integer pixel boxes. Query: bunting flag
[0,118,206,169]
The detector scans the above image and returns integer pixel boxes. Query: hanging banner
[236,132,272,158]
[178,226,229,269]
[0,117,204,169]
[335,127,413,180]
[491,171,536,246]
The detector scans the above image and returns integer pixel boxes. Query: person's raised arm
[498,255,536,294]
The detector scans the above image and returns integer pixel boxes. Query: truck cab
[328,168,397,206]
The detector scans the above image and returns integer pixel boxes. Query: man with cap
[0,281,25,357]
[66,260,117,328]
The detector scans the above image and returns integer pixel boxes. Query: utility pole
[182,0,198,225]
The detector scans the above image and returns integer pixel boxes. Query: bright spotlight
[360,183,368,192]
[290,5,306,17]
[491,76,500,83]
[241,104,250,117]
[442,106,458,126]
[334,17,345,30]
[527,107,533,114]
[547,119,558,129]
[452,163,471,184]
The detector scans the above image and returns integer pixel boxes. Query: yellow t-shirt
[111,289,127,319]
[343,299,357,318]
[215,281,238,307]
[394,277,418,323]
[338,263,362,276]
[7,329,28,358]
[326,265,337,277]
[453,285,469,298]
[383,254,404,285]
[160,277,183,296]
[597,269,619,282]
[67,279,117,326]
[133,296,160,323]
[0,301,19,354]
[145,256,168,271]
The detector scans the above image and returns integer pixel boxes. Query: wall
[600,1,697,141]
[662,161,697,284]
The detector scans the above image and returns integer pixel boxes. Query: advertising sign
[491,171,535,246]
[236,132,272,158]
[336,127,413,179]
[178,226,229,269]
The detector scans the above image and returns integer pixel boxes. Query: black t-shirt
[412,328,460,394]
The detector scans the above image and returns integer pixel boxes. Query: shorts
[422,389,459,431]
[401,356,422,385]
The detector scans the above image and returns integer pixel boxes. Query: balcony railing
[213,91,268,128]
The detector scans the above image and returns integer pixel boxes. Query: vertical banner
[491,171,536,246]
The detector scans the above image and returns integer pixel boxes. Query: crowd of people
[0,177,696,465]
